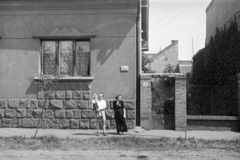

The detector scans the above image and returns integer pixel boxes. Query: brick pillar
[140,75,152,130]
[175,76,187,131]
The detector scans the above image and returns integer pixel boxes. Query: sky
[147,0,212,60]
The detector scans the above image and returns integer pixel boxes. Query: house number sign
[120,66,129,72]
[143,82,148,86]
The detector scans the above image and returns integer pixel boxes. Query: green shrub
[188,17,240,116]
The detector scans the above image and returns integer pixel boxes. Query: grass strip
[0,135,239,152]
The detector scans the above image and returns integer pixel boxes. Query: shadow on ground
[72,132,119,136]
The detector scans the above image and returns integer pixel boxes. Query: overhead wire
[150,0,187,28]
[150,0,196,36]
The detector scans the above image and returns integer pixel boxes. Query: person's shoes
[103,133,107,136]
[96,134,99,136]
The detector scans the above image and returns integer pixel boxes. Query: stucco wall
[206,0,240,43]
[0,0,138,100]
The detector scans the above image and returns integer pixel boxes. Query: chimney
[171,40,177,43]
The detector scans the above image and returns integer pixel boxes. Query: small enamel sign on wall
[120,66,129,72]
[143,82,148,86]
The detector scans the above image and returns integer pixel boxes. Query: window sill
[34,76,94,81]
[33,35,96,40]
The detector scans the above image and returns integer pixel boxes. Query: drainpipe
[136,0,142,126]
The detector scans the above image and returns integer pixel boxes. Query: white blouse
[97,100,107,110]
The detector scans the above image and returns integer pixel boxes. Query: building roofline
[144,52,158,56]
[178,60,193,64]
[206,0,215,13]
[149,40,178,60]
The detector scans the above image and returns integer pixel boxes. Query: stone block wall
[0,90,135,129]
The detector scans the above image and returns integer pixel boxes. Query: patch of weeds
[120,154,126,157]
[176,136,184,142]
[0,135,240,152]
[188,136,195,141]
[137,155,149,160]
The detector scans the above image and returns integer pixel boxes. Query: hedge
[187,17,240,116]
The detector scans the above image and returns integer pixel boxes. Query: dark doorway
[151,77,175,130]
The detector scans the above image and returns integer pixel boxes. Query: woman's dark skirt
[115,109,128,133]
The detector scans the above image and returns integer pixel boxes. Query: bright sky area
[147,0,212,60]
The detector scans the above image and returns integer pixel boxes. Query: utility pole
[136,0,142,126]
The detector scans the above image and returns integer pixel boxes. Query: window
[41,40,90,77]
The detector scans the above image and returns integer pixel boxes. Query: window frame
[41,39,91,77]
[33,35,96,81]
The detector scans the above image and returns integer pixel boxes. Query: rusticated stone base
[0,93,136,129]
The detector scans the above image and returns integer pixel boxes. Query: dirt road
[0,149,240,160]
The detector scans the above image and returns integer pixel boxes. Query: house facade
[174,60,192,74]
[146,40,178,73]
[0,0,149,129]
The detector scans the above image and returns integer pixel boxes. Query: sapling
[29,73,61,138]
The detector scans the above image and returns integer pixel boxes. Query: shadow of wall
[0,1,137,99]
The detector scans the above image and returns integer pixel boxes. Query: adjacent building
[206,0,240,43]
[145,40,178,73]
[174,60,192,74]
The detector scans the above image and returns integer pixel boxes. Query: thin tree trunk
[33,91,48,138]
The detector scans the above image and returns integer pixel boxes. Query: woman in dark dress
[113,95,128,134]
